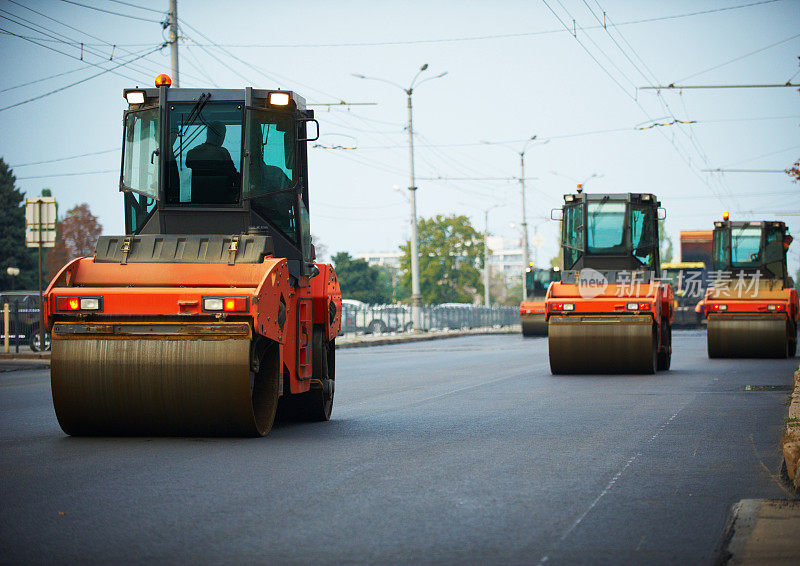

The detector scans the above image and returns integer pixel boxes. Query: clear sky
[1,0,798,274]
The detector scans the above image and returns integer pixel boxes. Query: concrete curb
[0,352,50,360]
[717,499,800,565]
[782,366,800,490]
[336,326,521,349]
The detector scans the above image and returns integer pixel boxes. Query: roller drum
[548,315,656,374]
[50,322,279,437]
[707,315,788,358]
[521,315,548,337]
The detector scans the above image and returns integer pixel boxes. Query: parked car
[339,299,368,335]
[0,290,51,351]
[365,304,412,334]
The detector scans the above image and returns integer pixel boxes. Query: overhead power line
[16,169,117,180]
[178,0,779,49]
[641,83,800,89]
[0,43,165,112]
[677,32,800,82]
[104,0,164,14]
[58,0,162,23]
[702,168,789,173]
[11,148,119,167]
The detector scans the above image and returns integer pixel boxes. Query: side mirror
[550,208,563,221]
[657,207,667,220]
[298,119,319,142]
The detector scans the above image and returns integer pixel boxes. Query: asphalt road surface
[1,330,797,564]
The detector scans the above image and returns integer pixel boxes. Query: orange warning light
[722,211,729,221]
[155,74,172,87]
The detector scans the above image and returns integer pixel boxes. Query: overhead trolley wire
[11,148,119,168]
[103,0,165,14]
[57,0,162,23]
[0,42,165,112]
[6,0,207,86]
[677,32,800,83]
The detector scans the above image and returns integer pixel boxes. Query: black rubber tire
[29,332,50,352]
[280,328,334,422]
[367,320,385,335]
[657,323,671,372]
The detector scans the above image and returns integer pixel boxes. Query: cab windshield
[526,269,560,298]
[587,201,626,254]
[166,102,243,206]
[730,226,762,268]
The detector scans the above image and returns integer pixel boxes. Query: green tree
[0,158,38,290]
[331,252,392,304]
[399,214,484,304]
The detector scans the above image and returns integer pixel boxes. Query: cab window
[243,109,297,243]
[562,204,584,269]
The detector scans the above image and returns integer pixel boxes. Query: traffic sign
[25,197,57,248]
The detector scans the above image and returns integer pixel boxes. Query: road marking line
[536,408,683,565]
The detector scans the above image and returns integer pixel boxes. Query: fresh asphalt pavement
[0,330,797,564]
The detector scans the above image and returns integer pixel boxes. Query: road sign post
[25,197,56,353]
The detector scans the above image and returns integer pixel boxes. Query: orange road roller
[545,190,674,374]
[704,215,798,358]
[45,78,341,436]
[520,267,560,336]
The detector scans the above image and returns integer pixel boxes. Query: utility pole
[519,151,529,303]
[481,136,546,303]
[484,209,491,307]
[168,0,180,87]
[352,64,447,329]
[407,87,421,325]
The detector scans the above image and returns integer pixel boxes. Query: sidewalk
[719,364,800,565]
[0,358,50,373]
[719,499,800,565]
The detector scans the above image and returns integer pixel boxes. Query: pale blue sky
[1,0,798,273]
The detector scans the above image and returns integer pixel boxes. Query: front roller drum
[521,314,548,337]
[548,315,656,375]
[707,315,789,358]
[50,322,280,437]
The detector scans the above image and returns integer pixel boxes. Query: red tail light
[56,297,80,311]
[223,297,247,312]
[638,302,651,311]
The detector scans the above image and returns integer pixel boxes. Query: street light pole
[519,150,529,303]
[353,64,447,329]
[406,89,421,322]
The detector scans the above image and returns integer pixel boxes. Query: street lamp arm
[351,73,406,92]
[414,71,449,89]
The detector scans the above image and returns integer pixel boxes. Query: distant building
[486,236,525,280]
[353,251,402,270]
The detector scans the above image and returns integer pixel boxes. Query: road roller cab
[704,216,798,358]
[545,191,674,374]
[44,78,342,437]
[520,267,560,336]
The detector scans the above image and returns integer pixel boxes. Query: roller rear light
[56,296,102,312]
[550,303,574,312]
[202,296,249,312]
[709,304,727,312]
